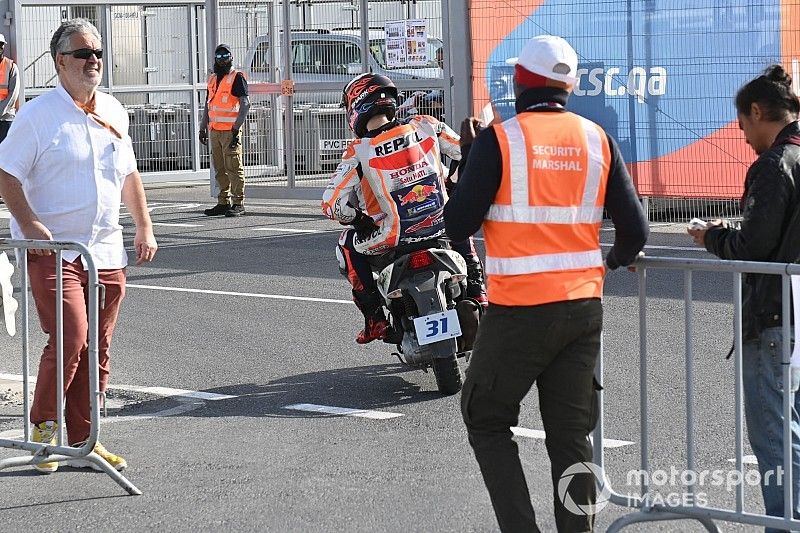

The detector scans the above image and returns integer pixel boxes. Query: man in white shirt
[0,18,157,474]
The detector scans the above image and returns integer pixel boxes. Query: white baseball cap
[508,35,578,85]
[0,34,6,44]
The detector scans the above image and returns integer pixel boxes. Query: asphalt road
[0,185,772,532]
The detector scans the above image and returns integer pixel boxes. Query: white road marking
[0,399,205,440]
[0,372,34,382]
[728,455,759,465]
[252,227,329,233]
[0,207,9,220]
[109,384,235,401]
[124,231,326,252]
[120,202,203,218]
[101,399,206,424]
[511,426,634,448]
[0,373,237,401]
[152,222,204,228]
[126,284,353,304]
[283,403,403,420]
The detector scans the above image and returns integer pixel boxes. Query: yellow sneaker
[31,421,59,474]
[67,441,127,472]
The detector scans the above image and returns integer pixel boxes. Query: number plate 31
[413,309,462,346]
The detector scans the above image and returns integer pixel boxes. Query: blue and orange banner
[470,0,800,199]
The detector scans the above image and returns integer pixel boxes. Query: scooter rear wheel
[432,354,463,395]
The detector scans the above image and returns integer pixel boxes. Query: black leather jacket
[704,121,800,339]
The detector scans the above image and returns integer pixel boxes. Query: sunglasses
[62,48,103,60]
[215,52,231,59]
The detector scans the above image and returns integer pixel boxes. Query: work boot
[352,289,390,344]
[204,203,230,216]
[225,204,245,217]
[466,257,488,308]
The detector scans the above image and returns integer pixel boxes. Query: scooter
[375,241,481,395]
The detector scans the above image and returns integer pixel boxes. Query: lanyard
[79,98,122,139]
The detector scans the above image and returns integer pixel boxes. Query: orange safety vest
[207,70,240,131]
[483,111,612,306]
[0,58,13,100]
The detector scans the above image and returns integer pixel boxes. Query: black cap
[215,43,232,55]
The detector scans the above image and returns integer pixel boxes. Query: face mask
[215,61,232,75]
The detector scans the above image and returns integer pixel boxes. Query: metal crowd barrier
[0,239,141,496]
[593,255,800,531]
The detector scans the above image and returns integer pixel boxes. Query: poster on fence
[384,19,428,68]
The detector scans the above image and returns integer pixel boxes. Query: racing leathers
[323,114,460,252]
[322,115,486,343]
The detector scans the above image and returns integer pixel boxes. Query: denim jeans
[742,327,800,533]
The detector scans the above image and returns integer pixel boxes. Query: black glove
[198,128,208,146]
[229,129,240,149]
[459,117,484,147]
[352,210,379,240]
[444,176,456,195]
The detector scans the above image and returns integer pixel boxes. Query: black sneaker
[225,204,245,217]
[204,203,230,216]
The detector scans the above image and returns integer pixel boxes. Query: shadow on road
[118,362,449,420]
[0,492,125,510]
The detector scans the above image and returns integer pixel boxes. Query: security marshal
[444,35,648,532]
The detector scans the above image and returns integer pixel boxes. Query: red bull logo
[399,184,439,205]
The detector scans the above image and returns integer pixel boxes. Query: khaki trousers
[210,128,245,205]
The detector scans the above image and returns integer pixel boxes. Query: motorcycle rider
[321,73,487,344]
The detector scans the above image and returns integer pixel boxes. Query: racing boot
[352,289,390,344]
[465,256,488,309]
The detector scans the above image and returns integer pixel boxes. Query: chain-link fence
[13,1,452,195]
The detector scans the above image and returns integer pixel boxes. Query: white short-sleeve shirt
[0,84,138,269]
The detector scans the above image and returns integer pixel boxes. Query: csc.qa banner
[470,0,800,198]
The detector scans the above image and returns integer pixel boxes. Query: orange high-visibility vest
[483,111,612,306]
[207,70,240,131]
[0,58,13,100]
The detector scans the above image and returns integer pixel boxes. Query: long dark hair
[735,64,800,121]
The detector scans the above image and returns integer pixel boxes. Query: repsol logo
[375,131,423,156]
[574,66,667,102]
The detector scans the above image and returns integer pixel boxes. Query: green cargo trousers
[461,297,603,533]
[210,128,245,205]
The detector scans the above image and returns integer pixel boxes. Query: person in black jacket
[445,35,648,532]
[688,64,800,530]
